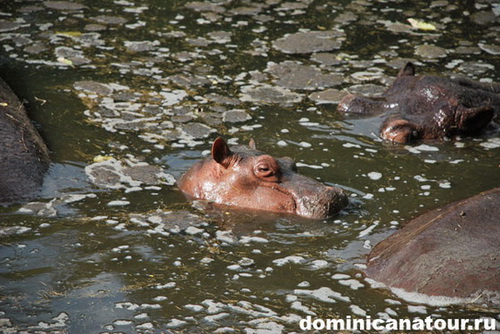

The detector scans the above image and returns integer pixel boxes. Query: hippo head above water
[177,137,348,219]
[338,62,500,143]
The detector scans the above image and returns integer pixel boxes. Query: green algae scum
[0,0,499,332]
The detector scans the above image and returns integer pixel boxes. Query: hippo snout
[291,183,348,219]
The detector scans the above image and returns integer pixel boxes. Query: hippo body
[365,188,500,306]
[338,63,500,143]
[0,77,50,206]
[177,137,348,219]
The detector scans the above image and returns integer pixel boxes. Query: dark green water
[0,0,499,332]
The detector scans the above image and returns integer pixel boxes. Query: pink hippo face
[177,137,348,219]
[338,63,499,143]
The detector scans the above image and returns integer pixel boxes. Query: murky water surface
[1,0,499,332]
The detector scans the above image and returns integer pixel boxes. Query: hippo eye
[256,164,273,177]
[254,163,280,182]
[254,156,281,182]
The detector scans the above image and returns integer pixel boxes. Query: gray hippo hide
[0,76,50,206]
[338,63,500,143]
[365,187,500,307]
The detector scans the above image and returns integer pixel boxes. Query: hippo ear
[212,137,232,167]
[398,62,416,77]
[457,105,494,132]
[248,138,256,150]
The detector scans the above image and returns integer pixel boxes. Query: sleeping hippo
[365,188,500,306]
[0,77,50,206]
[177,137,348,219]
[338,62,500,143]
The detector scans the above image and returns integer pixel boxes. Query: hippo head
[338,62,499,144]
[177,137,348,219]
[379,105,495,144]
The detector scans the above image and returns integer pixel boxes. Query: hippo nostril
[410,130,419,141]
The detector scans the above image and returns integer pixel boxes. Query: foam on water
[390,287,475,307]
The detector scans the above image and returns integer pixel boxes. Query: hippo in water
[177,137,348,219]
[338,62,500,143]
[0,77,50,206]
[365,187,500,307]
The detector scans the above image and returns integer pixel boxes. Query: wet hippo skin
[0,77,50,206]
[177,137,348,219]
[338,62,500,143]
[365,187,500,306]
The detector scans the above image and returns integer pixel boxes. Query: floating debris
[44,1,87,11]
[85,158,175,190]
[267,62,343,90]
[367,172,382,181]
[240,84,303,104]
[0,20,23,32]
[407,18,437,31]
[1,0,499,331]
[308,88,348,104]
[273,30,345,54]
[414,44,448,59]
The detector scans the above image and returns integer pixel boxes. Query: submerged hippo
[365,188,500,306]
[0,77,50,206]
[338,62,500,143]
[177,137,348,219]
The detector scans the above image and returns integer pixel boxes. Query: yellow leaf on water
[408,18,437,31]
[93,155,114,163]
[57,57,74,66]
[0,102,8,107]
[56,31,82,37]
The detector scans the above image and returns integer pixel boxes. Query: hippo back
[365,188,500,306]
[0,77,50,205]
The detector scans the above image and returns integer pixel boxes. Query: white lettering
[371,319,384,331]
[325,318,344,331]
[434,319,446,330]
[312,319,325,330]
[298,316,497,331]
[484,318,496,331]
[399,318,411,330]
[299,315,311,330]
